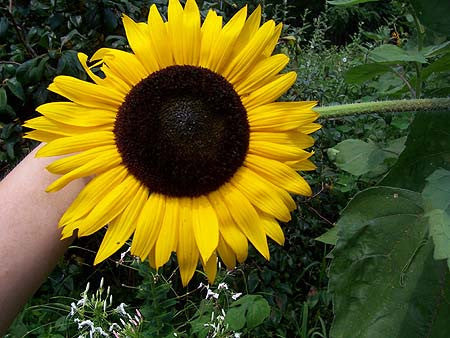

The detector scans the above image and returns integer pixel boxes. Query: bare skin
[0,145,88,334]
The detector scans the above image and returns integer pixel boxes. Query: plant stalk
[314,98,450,119]
[410,2,425,98]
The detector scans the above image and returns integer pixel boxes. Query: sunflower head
[24,0,320,286]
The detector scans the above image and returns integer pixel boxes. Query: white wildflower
[108,323,121,332]
[115,303,127,316]
[120,247,131,262]
[206,288,219,300]
[78,319,94,330]
[231,293,242,300]
[217,282,228,290]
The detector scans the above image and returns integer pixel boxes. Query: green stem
[410,3,425,98]
[314,98,450,119]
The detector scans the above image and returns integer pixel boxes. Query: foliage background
[1,0,449,337]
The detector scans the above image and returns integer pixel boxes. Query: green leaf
[0,87,7,108]
[344,63,392,84]
[423,169,450,210]
[381,111,450,192]
[329,187,450,338]
[427,210,450,270]
[246,297,270,329]
[327,0,379,6]
[328,139,394,176]
[316,226,338,245]
[6,78,25,101]
[369,44,427,63]
[226,295,270,331]
[5,142,15,159]
[422,169,450,269]
[16,58,39,84]
[103,8,119,32]
[422,52,450,79]
[226,306,247,331]
[410,0,450,35]
[423,41,450,58]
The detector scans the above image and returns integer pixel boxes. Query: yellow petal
[182,0,201,65]
[61,220,82,240]
[167,0,185,65]
[241,71,297,110]
[36,102,115,127]
[45,148,122,192]
[122,15,159,74]
[59,166,128,227]
[247,101,318,132]
[233,5,261,52]
[218,183,269,259]
[209,6,247,73]
[36,131,114,157]
[155,197,179,268]
[202,252,217,284]
[263,22,282,57]
[147,5,173,69]
[217,236,237,270]
[249,135,312,162]
[259,212,285,245]
[299,123,322,134]
[78,53,131,95]
[148,247,157,269]
[208,191,249,263]
[177,198,200,286]
[131,193,166,259]
[94,185,148,264]
[245,154,312,196]
[199,10,223,68]
[234,54,289,96]
[77,175,141,237]
[224,20,275,84]
[286,159,317,171]
[231,166,294,222]
[23,130,62,143]
[250,131,315,150]
[91,48,147,86]
[48,76,124,110]
[77,53,104,85]
[46,145,117,175]
[24,116,112,136]
[192,196,219,263]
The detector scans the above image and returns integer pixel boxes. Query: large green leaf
[381,111,450,192]
[344,63,392,84]
[225,295,270,331]
[410,0,450,35]
[328,138,404,177]
[329,187,450,338]
[427,210,450,270]
[423,169,450,269]
[369,44,427,63]
[327,139,378,176]
[422,52,450,79]
[316,226,338,245]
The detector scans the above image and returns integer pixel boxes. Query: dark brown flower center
[114,65,249,197]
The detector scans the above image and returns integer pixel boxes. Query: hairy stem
[314,98,450,119]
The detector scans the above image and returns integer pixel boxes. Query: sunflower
[24,0,320,286]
